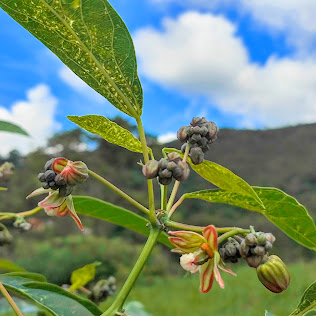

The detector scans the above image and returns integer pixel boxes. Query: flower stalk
[101,228,161,316]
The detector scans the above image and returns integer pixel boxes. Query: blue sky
[0,0,316,155]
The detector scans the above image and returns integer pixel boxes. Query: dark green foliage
[7,235,172,286]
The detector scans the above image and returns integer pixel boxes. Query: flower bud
[239,240,249,257]
[257,233,266,246]
[173,161,190,182]
[189,133,202,144]
[265,233,276,244]
[142,160,159,179]
[53,158,89,185]
[190,147,204,165]
[253,246,265,256]
[264,241,273,252]
[177,126,189,142]
[190,117,207,126]
[246,255,263,268]
[245,233,257,246]
[256,255,290,293]
[168,152,181,162]
[205,122,218,141]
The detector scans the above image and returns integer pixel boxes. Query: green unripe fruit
[142,160,159,179]
[245,233,257,246]
[256,255,290,293]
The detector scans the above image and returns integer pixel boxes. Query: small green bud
[142,160,159,179]
[257,233,266,246]
[256,255,290,293]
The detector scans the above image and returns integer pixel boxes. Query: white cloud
[58,66,105,103]
[0,84,60,156]
[134,12,316,127]
[150,0,316,52]
[158,132,177,144]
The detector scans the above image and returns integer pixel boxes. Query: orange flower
[169,225,236,293]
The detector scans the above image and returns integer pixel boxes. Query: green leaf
[164,148,264,209]
[0,272,101,316]
[68,115,151,154]
[73,196,172,248]
[0,121,29,136]
[0,260,25,272]
[0,187,7,191]
[183,187,316,250]
[290,281,316,315]
[70,262,101,291]
[0,0,143,118]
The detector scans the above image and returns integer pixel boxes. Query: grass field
[101,261,315,316]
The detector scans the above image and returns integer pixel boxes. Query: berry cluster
[240,232,275,268]
[142,152,190,185]
[177,117,218,165]
[219,238,241,263]
[38,158,73,197]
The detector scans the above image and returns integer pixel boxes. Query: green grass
[101,261,315,316]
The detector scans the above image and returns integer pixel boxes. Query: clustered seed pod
[89,277,116,304]
[177,117,218,165]
[13,217,32,232]
[38,158,73,197]
[239,232,275,268]
[0,225,13,246]
[219,238,241,263]
[256,255,290,293]
[142,152,190,185]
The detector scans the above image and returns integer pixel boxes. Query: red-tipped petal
[169,237,201,253]
[213,261,225,289]
[66,196,84,232]
[203,225,218,250]
[52,157,68,174]
[219,264,237,276]
[199,260,214,293]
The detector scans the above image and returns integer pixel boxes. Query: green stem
[0,207,42,221]
[160,185,167,210]
[166,144,190,212]
[217,228,249,245]
[293,301,316,316]
[135,117,156,225]
[88,170,149,215]
[0,281,23,316]
[101,228,161,316]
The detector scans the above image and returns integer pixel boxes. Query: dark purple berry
[55,174,66,186]
[44,158,55,171]
[38,173,45,182]
[41,182,50,189]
